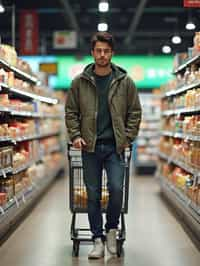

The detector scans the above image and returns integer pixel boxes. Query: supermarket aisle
[0,174,199,266]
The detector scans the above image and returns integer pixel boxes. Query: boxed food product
[0,44,17,66]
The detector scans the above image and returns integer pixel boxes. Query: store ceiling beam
[124,0,148,45]
[0,30,194,39]
[32,7,186,14]
[58,0,84,45]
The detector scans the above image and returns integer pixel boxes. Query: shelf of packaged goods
[0,164,64,239]
[157,150,199,177]
[0,58,37,84]
[158,175,200,240]
[10,87,58,105]
[162,106,200,116]
[161,131,200,142]
[0,106,60,119]
[14,132,60,143]
[0,132,60,145]
[163,81,200,98]
[12,161,36,175]
[173,54,200,75]
[0,82,58,105]
[0,167,12,178]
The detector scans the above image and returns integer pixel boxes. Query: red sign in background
[184,0,200,7]
[19,10,39,55]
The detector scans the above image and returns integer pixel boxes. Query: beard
[95,58,111,68]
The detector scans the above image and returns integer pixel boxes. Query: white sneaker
[106,229,117,255]
[88,238,104,259]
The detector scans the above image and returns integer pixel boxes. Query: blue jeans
[82,143,125,239]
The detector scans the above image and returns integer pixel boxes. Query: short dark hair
[91,32,115,51]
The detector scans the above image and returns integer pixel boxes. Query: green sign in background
[22,55,173,89]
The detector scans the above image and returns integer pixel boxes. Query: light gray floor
[0,174,199,266]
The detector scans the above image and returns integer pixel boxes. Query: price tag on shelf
[22,193,26,203]
[2,170,6,178]
[0,206,5,215]
[193,174,198,186]
[13,196,19,208]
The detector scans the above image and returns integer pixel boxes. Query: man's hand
[122,143,130,149]
[73,137,87,149]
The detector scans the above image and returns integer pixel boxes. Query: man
[65,32,142,259]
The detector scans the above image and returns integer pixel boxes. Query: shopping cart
[67,143,132,257]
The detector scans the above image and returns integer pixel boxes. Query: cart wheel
[117,240,124,257]
[72,240,80,257]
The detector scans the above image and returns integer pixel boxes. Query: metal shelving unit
[0,81,58,105]
[157,52,200,242]
[135,93,160,175]
[161,131,200,142]
[173,54,200,75]
[157,176,200,240]
[0,58,37,84]
[0,164,64,239]
[0,55,65,240]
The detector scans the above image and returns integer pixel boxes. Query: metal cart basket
[67,144,132,257]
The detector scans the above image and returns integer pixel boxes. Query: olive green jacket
[65,63,142,153]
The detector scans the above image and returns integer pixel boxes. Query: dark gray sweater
[94,71,115,143]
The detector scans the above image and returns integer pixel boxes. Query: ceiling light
[0,0,5,13]
[162,45,171,54]
[98,1,109,12]
[98,22,108,32]
[171,35,182,44]
[185,21,196,30]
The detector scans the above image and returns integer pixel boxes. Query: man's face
[91,41,113,68]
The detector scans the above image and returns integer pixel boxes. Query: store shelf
[0,136,12,143]
[10,87,58,105]
[0,106,10,113]
[162,106,200,116]
[0,105,60,119]
[158,176,200,240]
[10,110,41,118]
[157,150,199,177]
[0,58,37,84]
[163,81,200,98]
[173,54,200,75]
[161,131,200,142]
[0,132,60,145]
[0,82,58,105]
[0,164,64,239]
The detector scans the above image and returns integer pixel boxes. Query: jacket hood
[81,62,127,82]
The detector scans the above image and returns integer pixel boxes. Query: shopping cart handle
[124,147,131,163]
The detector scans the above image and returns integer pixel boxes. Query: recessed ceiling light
[171,35,182,44]
[185,21,196,30]
[98,1,109,13]
[98,22,108,32]
[162,45,171,54]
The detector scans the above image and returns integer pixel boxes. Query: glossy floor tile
[0,174,199,266]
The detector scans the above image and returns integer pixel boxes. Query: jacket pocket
[80,115,94,143]
[113,116,127,146]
